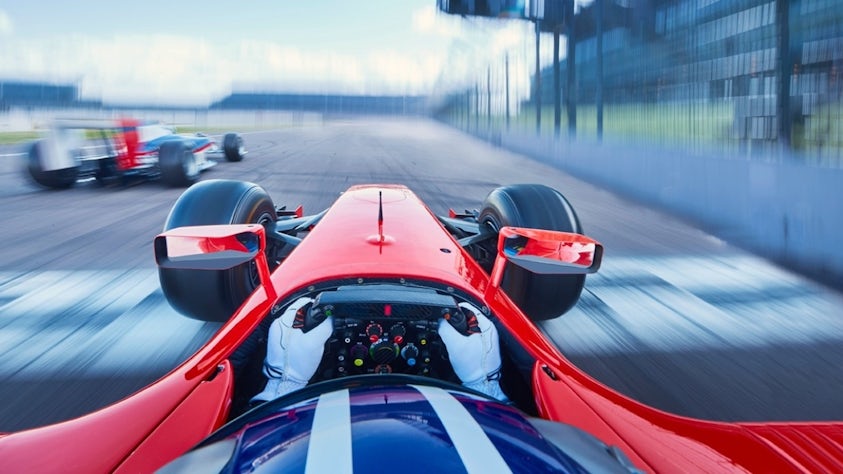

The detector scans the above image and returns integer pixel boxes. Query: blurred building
[0,80,97,109]
[0,80,426,116]
[533,0,843,157]
[211,93,428,116]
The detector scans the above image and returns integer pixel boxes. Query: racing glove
[251,297,332,402]
[438,302,508,402]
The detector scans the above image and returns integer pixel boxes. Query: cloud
[367,50,443,93]
[0,7,533,106]
[411,5,462,38]
[0,10,12,36]
[0,33,447,105]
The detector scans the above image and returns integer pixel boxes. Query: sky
[0,1,554,106]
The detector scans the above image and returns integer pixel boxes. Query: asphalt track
[1,117,842,432]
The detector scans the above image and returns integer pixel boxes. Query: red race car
[0,180,840,472]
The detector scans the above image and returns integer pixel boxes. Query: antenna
[378,190,384,242]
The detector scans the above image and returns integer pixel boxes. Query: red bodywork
[115,118,140,170]
[1,184,841,472]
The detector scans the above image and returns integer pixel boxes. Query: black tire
[26,140,79,189]
[223,133,245,162]
[479,184,585,321]
[159,180,277,322]
[159,141,199,187]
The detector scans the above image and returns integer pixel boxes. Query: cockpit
[227,279,538,419]
[165,279,641,473]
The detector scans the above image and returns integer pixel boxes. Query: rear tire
[479,184,585,321]
[159,180,277,322]
[223,133,245,162]
[159,141,199,187]
[26,140,79,189]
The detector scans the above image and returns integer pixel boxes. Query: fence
[435,0,843,167]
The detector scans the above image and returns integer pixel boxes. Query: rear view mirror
[485,226,603,320]
[155,223,277,321]
[487,226,603,291]
[154,224,266,270]
[499,226,602,275]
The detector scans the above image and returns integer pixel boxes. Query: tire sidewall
[182,147,199,183]
[159,141,199,187]
[223,186,277,307]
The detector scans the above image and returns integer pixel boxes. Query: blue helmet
[161,375,639,473]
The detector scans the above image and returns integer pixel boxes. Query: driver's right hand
[438,303,508,402]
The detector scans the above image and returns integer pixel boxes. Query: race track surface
[1,117,842,431]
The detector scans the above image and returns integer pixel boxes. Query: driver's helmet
[160,377,639,473]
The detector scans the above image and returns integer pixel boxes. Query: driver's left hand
[252,297,332,402]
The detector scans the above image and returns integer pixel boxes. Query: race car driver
[251,297,508,403]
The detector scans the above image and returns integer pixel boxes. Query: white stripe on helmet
[305,389,353,474]
[412,385,512,474]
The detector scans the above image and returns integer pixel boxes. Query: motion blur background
[1,0,843,430]
[434,0,843,291]
[5,1,842,158]
[2,1,841,283]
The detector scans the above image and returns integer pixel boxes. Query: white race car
[25,118,246,189]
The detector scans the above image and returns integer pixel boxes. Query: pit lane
[1,118,842,431]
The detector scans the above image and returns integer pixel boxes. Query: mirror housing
[488,226,602,290]
[154,224,275,298]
